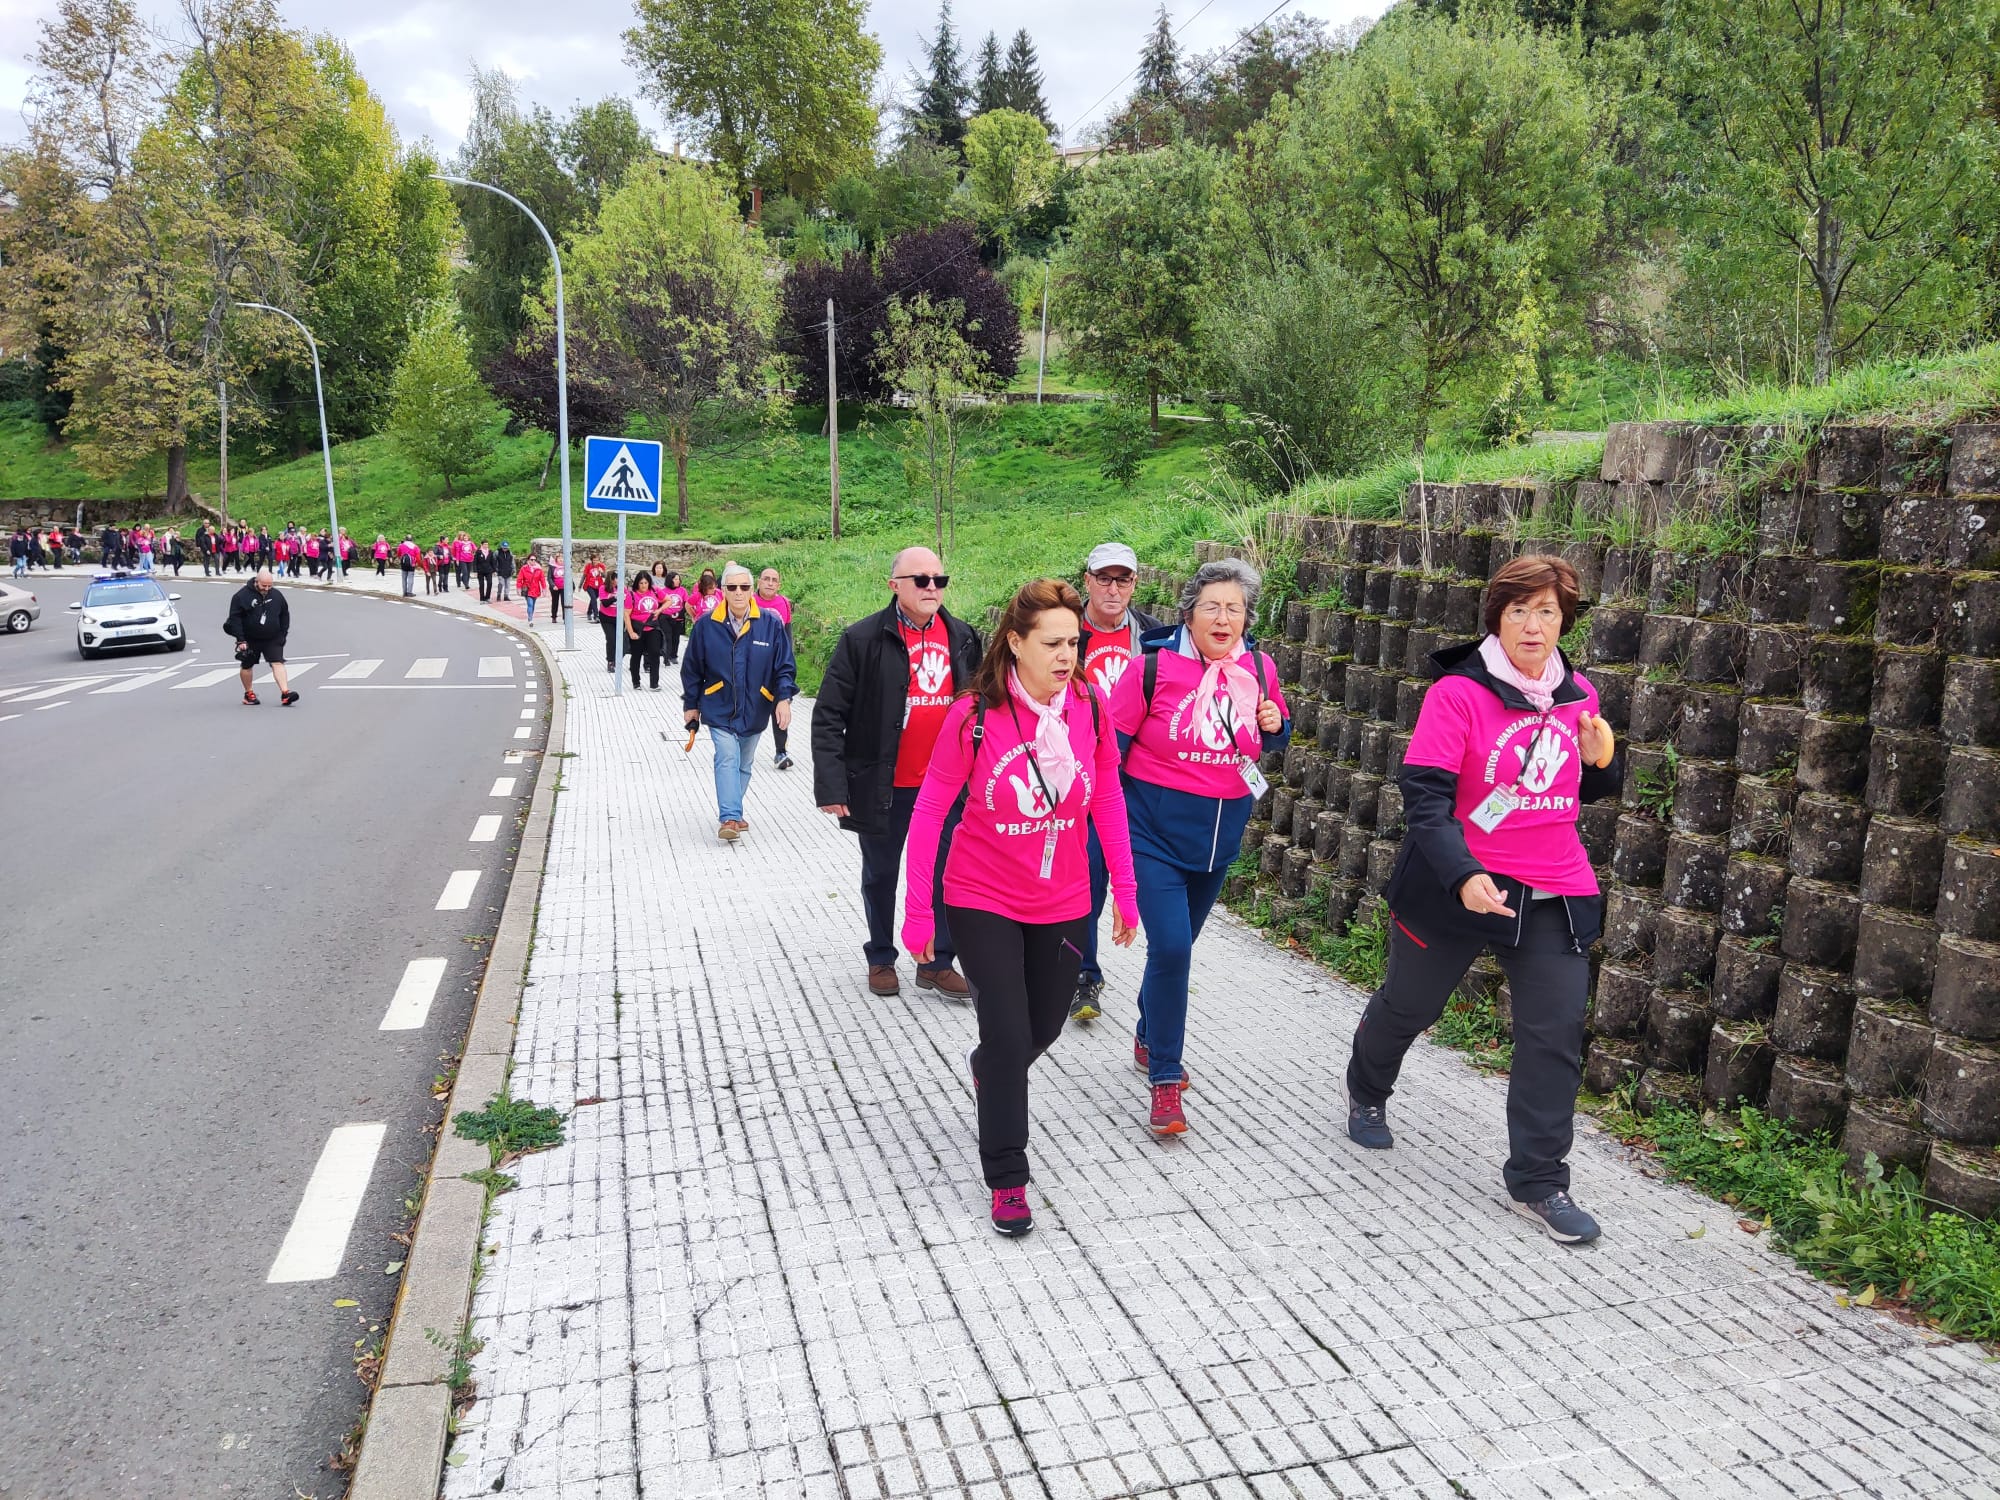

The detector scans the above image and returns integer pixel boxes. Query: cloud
[1,0,1377,155]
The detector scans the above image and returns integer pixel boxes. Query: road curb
[346,600,567,1500]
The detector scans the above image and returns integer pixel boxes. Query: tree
[563,159,774,526]
[905,0,970,152]
[1107,4,1184,150]
[776,249,889,404]
[1001,30,1051,128]
[1055,142,1225,431]
[961,109,1056,250]
[481,325,632,487]
[878,292,1000,556]
[1296,9,1608,452]
[973,32,1007,116]
[388,301,490,498]
[1181,15,1344,145]
[625,0,880,203]
[878,220,1023,385]
[1664,0,1998,384]
[828,137,960,245]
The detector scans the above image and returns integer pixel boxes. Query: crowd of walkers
[10,523,196,575]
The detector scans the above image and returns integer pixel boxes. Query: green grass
[1590,1100,2000,1342]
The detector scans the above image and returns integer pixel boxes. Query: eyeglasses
[1504,604,1563,627]
[1090,571,1137,587]
[722,583,753,592]
[894,573,950,589]
[1192,602,1246,621]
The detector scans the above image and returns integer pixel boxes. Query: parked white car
[70,573,187,659]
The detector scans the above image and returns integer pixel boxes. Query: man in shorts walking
[226,568,297,706]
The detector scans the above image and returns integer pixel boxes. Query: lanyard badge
[1213,693,1270,797]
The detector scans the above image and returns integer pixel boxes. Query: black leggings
[661,616,684,664]
[950,905,1086,1189]
[1345,896,1591,1202]
[600,614,620,668]
[629,626,661,688]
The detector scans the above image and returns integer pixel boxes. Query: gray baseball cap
[1086,542,1139,574]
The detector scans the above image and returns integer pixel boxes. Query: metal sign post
[582,434,665,704]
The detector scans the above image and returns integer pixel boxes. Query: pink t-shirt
[1111,642,1291,798]
[1401,673,1604,894]
[902,691,1138,953]
[373,541,389,559]
[757,592,793,626]
[456,540,474,562]
[627,590,658,628]
[659,587,687,617]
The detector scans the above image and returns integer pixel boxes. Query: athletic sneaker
[1070,978,1103,1023]
[990,1186,1032,1237]
[1510,1191,1601,1244]
[775,753,794,770]
[280,690,300,706]
[1149,1082,1187,1135]
[1347,1101,1393,1150]
[242,690,259,705]
[1133,1040,1192,1090]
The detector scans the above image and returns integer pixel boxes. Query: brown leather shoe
[915,965,971,999]
[868,965,900,996]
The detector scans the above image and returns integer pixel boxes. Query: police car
[69,572,188,659]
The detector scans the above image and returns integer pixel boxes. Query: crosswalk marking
[173,668,240,690]
[0,714,17,725]
[11,678,107,702]
[266,1123,387,1284]
[91,665,188,694]
[330,659,381,680]
[380,958,447,1032]
[253,661,318,686]
[405,658,446,679]
[477,656,513,678]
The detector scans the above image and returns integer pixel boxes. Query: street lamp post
[236,301,341,583]
[436,174,574,651]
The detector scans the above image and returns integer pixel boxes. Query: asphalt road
[0,572,549,1499]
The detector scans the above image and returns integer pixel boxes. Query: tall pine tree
[1108,5,1185,149]
[1136,4,1181,103]
[973,31,1007,116]
[1001,29,1050,127]
[907,0,970,152]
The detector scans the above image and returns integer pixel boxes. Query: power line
[1057,0,1225,146]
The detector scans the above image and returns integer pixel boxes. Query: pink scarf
[1008,669,1078,806]
[1190,644,1263,752]
[1480,634,1562,713]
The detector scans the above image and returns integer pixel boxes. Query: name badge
[1039,824,1058,880]
[1469,783,1520,834]
[1239,760,1270,799]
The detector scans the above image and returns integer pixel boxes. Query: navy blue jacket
[681,598,797,735]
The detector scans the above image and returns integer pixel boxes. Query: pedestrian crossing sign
[583,436,664,516]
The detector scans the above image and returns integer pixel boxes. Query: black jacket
[811,600,982,834]
[224,583,289,643]
[1385,639,1622,951]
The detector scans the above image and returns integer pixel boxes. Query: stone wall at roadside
[1200,419,2000,1218]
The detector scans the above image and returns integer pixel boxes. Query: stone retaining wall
[1209,419,2000,1218]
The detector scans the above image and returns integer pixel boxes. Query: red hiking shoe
[990,1186,1032,1237]
[1149,1082,1188,1136]
[242,690,260,705]
[1133,1040,1192,1090]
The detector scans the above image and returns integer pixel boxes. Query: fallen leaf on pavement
[384,1261,404,1275]
[1685,1225,1707,1239]
[1736,1219,1764,1235]
[334,1298,359,1308]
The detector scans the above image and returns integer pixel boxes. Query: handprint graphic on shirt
[913,647,950,694]
[1514,725,1569,793]
[1009,771,1054,819]
[1091,653,1129,695]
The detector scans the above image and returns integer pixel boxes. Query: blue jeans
[1079,828,1110,984]
[709,726,762,823]
[1132,852,1231,1085]
[524,595,537,623]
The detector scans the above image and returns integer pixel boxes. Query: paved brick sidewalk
[434,644,2000,1500]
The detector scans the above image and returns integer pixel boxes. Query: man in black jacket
[225,568,296,706]
[1069,542,1165,1021]
[813,545,982,998]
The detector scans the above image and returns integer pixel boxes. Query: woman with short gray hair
[1107,557,1291,1136]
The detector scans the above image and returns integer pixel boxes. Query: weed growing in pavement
[1585,1101,2000,1341]
[425,1322,485,1403]
[453,1092,565,1163]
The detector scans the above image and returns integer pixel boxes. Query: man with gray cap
[1070,541,1164,1022]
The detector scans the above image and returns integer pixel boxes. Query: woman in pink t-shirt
[1344,552,1620,1245]
[902,578,1138,1239]
[622,571,663,690]
[692,567,720,619]
[656,570,689,666]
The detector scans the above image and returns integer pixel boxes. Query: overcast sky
[0,0,1377,157]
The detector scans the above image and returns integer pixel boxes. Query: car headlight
[80,615,96,628]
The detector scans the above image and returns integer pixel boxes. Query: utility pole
[235,303,339,582]
[217,380,229,528]
[1036,260,1051,405]
[826,298,841,541]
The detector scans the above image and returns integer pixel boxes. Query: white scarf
[1480,634,1562,713]
[1008,668,1078,805]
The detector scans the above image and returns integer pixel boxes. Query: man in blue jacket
[682,562,797,842]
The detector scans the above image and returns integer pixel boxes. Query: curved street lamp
[435,174,574,650]
[236,301,342,583]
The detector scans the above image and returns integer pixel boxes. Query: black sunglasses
[894,573,950,589]
[722,583,753,591]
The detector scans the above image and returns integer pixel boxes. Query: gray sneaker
[1346,1101,1393,1150]
[1510,1191,1601,1244]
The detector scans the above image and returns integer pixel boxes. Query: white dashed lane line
[477,657,514,678]
[469,815,502,842]
[512,727,531,740]
[265,1123,387,1284]
[436,870,479,910]
[379,958,447,1031]
[173,668,240,689]
[490,777,516,797]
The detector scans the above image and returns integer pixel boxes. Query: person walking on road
[517,552,548,626]
[624,571,663,690]
[682,563,796,842]
[812,546,981,1000]
[756,567,796,769]
[902,578,1139,1237]
[1070,541,1164,1023]
[1109,558,1291,1137]
[226,568,296,706]
[1341,555,1621,1244]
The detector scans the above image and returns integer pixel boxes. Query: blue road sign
[583,436,664,516]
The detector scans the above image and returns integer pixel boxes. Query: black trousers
[1344,897,1591,1203]
[661,616,684,664]
[628,626,661,688]
[953,905,1087,1189]
[771,722,788,757]
[859,785,957,970]
[601,614,620,669]
[478,571,492,601]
